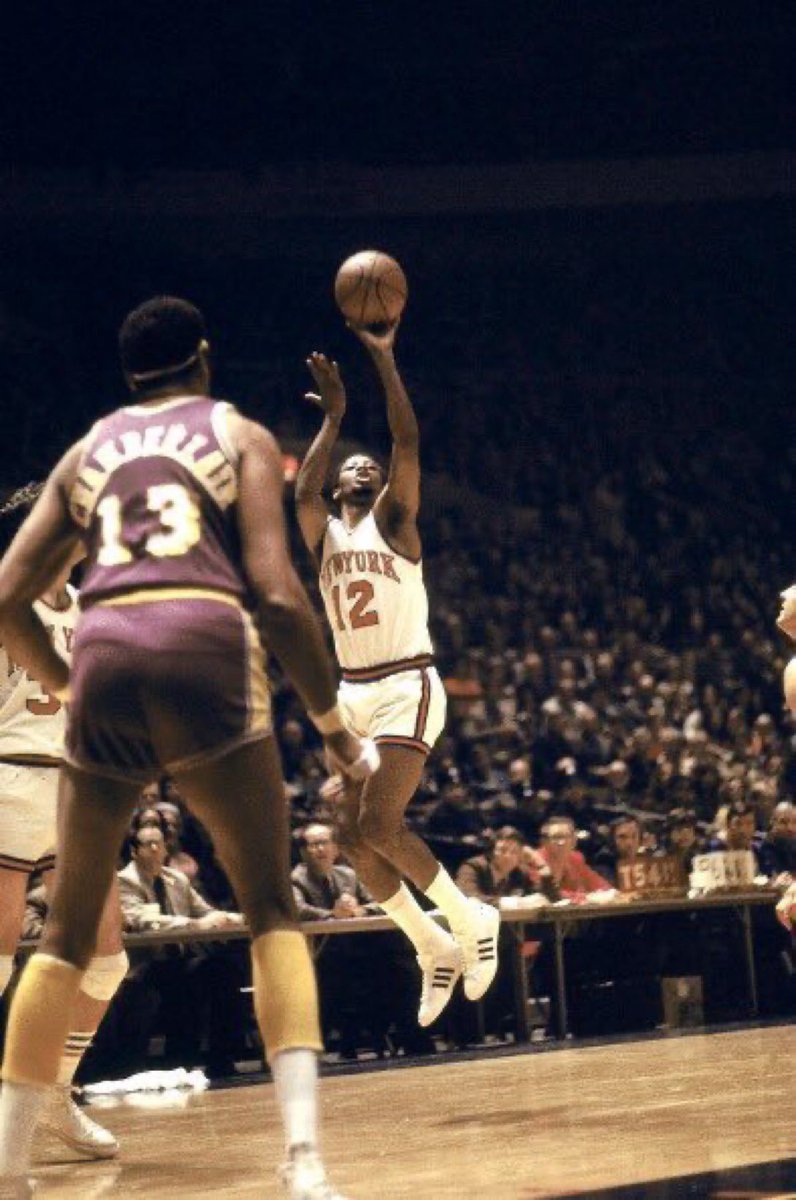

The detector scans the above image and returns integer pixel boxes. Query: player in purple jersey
[0,296,377,1200]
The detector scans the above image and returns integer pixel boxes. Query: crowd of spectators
[3,197,794,1064]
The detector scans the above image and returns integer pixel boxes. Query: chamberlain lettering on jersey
[70,410,237,525]
[68,398,247,604]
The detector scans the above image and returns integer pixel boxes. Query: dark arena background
[0,4,794,1198]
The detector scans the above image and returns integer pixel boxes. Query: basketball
[333,250,408,327]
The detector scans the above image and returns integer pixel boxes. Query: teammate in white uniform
[777,584,796,713]
[0,484,126,1160]
[296,322,499,1028]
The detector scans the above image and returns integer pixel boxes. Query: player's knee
[337,816,367,860]
[80,951,129,1001]
[0,953,13,996]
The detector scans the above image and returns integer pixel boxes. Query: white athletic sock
[271,1047,319,1155]
[57,1031,93,1086]
[380,882,448,953]
[424,866,474,934]
[0,1080,50,1179]
[0,955,13,996]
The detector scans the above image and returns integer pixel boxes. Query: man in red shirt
[538,816,613,899]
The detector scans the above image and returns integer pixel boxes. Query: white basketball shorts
[338,663,446,756]
[0,762,59,872]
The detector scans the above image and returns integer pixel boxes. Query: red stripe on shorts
[413,669,431,742]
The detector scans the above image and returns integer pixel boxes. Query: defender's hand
[305,352,346,420]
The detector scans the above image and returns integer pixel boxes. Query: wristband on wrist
[53,683,71,704]
[310,704,346,736]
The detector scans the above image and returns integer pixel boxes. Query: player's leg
[0,763,58,998]
[0,766,138,1185]
[355,744,500,1007]
[0,867,28,997]
[336,774,458,1025]
[35,869,126,1158]
[172,736,347,1200]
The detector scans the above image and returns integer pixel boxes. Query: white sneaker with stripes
[417,935,463,1027]
[38,1086,119,1159]
[454,901,500,1002]
[279,1148,348,1200]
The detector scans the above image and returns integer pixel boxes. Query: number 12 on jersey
[331,580,379,632]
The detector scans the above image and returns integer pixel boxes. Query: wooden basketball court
[29,1024,795,1198]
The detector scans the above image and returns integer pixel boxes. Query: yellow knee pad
[2,954,83,1086]
[250,929,322,1063]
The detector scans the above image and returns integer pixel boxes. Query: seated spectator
[538,817,614,899]
[115,826,247,1079]
[593,815,645,887]
[292,823,433,1059]
[757,801,796,884]
[708,799,762,872]
[291,822,380,920]
[465,743,510,804]
[455,826,557,905]
[423,769,487,846]
[502,757,548,845]
[664,807,702,873]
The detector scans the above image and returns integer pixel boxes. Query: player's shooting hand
[347,318,399,358]
[305,352,346,420]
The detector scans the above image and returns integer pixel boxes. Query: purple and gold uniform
[65,394,270,781]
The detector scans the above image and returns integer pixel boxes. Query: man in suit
[115,825,247,1078]
[291,823,379,922]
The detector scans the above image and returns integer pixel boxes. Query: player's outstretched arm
[295,352,346,559]
[350,322,421,557]
[0,445,83,697]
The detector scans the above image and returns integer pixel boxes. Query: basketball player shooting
[296,318,500,1029]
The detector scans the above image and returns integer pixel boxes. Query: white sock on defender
[57,1031,93,1086]
[0,1080,50,1178]
[271,1047,319,1154]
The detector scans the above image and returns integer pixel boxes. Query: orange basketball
[334,250,408,327]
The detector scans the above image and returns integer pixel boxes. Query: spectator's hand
[775,882,796,931]
[305,353,346,421]
[522,846,549,874]
[195,911,236,931]
[332,894,359,919]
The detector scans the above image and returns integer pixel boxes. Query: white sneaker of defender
[279,1148,349,1200]
[417,935,463,1027]
[38,1086,119,1159]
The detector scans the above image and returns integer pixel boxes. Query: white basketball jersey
[319,513,433,671]
[0,585,77,759]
